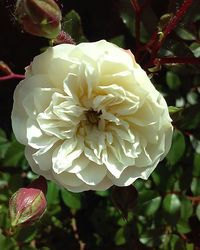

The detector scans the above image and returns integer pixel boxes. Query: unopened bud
[15,0,62,39]
[9,176,47,227]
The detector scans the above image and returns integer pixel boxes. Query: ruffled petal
[76,162,107,185]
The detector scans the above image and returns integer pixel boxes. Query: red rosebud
[9,176,47,227]
[15,0,62,39]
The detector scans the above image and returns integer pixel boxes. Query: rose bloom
[12,40,173,192]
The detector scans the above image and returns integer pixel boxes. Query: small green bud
[9,176,47,227]
[15,0,62,39]
[158,13,173,31]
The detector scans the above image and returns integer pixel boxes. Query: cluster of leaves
[0,0,200,249]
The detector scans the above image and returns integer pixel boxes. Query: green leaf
[0,128,10,159]
[62,10,87,43]
[0,128,7,143]
[175,27,196,41]
[174,104,200,132]
[114,228,126,246]
[180,197,193,220]
[187,91,198,105]
[46,182,60,205]
[186,243,194,250]
[109,35,125,47]
[61,189,82,209]
[15,226,37,244]
[0,194,8,202]
[193,153,200,177]
[163,194,181,214]
[163,234,185,250]
[139,232,154,247]
[136,190,162,216]
[166,130,185,166]
[95,190,110,197]
[191,177,200,196]
[0,233,19,250]
[169,106,183,126]
[190,42,200,57]
[3,139,25,166]
[0,142,11,159]
[166,71,181,90]
[176,220,191,234]
[137,190,159,204]
[190,136,200,154]
[168,106,183,115]
[162,194,181,225]
[196,204,200,221]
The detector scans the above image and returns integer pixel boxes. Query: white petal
[102,148,128,178]
[52,138,83,174]
[27,118,58,150]
[135,147,152,167]
[64,184,91,193]
[107,161,159,187]
[77,40,135,75]
[67,154,90,173]
[84,146,102,165]
[90,177,113,191]
[11,75,50,144]
[33,147,54,171]
[76,162,107,185]
[53,171,84,188]
[63,73,81,104]
[31,44,76,75]
[25,146,53,180]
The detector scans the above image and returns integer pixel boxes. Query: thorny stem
[146,0,194,67]
[132,0,196,68]
[161,0,193,38]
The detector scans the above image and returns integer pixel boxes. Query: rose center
[85,109,102,125]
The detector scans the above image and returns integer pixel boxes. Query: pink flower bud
[9,176,47,227]
[15,0,62,39]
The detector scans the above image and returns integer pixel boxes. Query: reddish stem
[187,195,200,204]
[147,0,193,67]
[0,74,25,81]
[130,0,140,12]
[130,0,141,54]
[163,0,193,38]
[154,57,200,65]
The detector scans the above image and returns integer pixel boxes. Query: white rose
[12,40,173,192]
